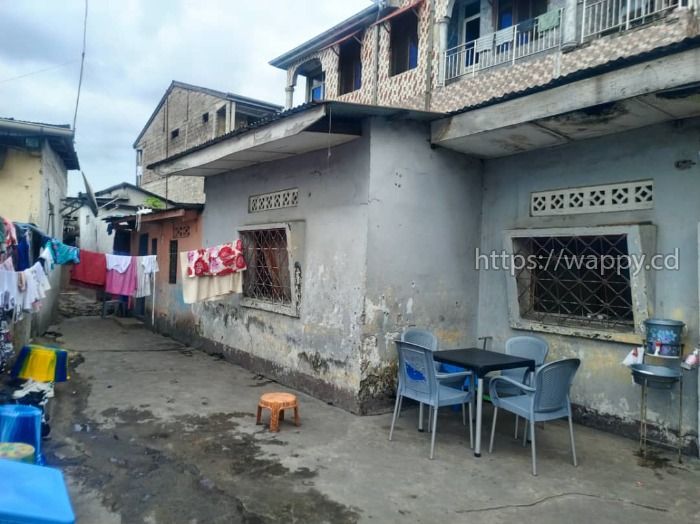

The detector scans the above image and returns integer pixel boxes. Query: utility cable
[73,0,88,132]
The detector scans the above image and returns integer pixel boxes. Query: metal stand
[638,374,683,463]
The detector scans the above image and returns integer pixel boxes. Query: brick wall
[137,86,233,202]
[141,176,205,205]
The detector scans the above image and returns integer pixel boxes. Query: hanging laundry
[185,240,247,278]
[105,253,133,273]
[44,239,80,265]
[179,252,242,304]
[0,309,13,374]
[105,256,138,297]
[18,263,51,313]
[135,255,159,298]
[70,250,107,287]
[39,244,54,272]
[16,227,31,271]
[0,268,18,312]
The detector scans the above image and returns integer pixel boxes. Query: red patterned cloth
[186,240,246,278]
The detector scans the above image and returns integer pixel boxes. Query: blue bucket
[644,318,684,357]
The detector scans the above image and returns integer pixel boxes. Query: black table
[433,348,535,457]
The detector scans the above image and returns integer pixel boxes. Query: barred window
[512,234,633,331]
[240,228,291,305]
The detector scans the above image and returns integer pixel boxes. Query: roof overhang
[431,47,700,158]
[0,118,79,170]
[151,104,362,177]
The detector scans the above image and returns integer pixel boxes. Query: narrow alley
[44,315,698,523]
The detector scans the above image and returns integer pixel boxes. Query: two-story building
[133,81,282,204]
[150,1,700,452]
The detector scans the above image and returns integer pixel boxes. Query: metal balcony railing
[443,8,564,82]
[581,0,679,40]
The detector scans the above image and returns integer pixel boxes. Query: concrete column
[561,0,579,51]
[285,86,294,110]
[437,16,450,85]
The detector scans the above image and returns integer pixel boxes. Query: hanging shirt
[71,250,107,287]
[135,256,159,298]
[105,253,132,273]
[16,229,30,271]
[105,256,138,297]
[179,252,242,304]
[20,263,50,312]
[39,245,55,272]
[185,240,247,278]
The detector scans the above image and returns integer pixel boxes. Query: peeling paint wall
[478,119,700,440]
[359,118,483,408]
[199,128,372,411]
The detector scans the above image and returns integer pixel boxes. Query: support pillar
[284,86,294,110]
[437,16,450,86]
[562,0,579,51]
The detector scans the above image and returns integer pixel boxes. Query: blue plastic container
[0,405,43,465]
[0,459,75,523]
[643,318,684,357]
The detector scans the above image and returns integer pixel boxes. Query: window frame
[170,128,180,140]
[338,36,363,95]
[390,10,419,77]
[503,224,655,344]
[237,222,305,317]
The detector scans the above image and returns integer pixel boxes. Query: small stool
[256,392,300,432]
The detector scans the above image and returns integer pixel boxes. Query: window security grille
[531,180,653,216]
[513,234,634,330]
[248,189,299,213]
[240,228,291,305]
[168,240,178,284]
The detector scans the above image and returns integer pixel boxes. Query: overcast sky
[0,0,370,195]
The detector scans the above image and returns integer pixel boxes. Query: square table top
[433,347,535,378]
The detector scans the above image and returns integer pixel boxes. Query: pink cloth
[105,256,138,296]
[186,240,247,278]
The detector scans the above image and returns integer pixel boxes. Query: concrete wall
[33,141,68,335]
[359,117,483,408]
[477,119,700,444]
[0,147,42,223]
[198,129,372,411]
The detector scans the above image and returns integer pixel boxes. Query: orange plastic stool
[256,392,300,432]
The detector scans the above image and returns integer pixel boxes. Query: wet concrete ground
[45,317,699,523]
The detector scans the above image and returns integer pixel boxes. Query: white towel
[106,254,132,273]
[179,252,242,304]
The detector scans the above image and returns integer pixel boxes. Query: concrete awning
[431,47,700,158]
[151,104,361,177]
[150,102,442,177]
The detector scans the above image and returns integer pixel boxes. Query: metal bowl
[630,364,681,390]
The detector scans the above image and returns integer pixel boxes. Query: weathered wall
[478,119,700,443]
[129,213,202,339]
[198,130,372,411]
[33,141,68,336]
[141,176,205,206]
[0,147,42,223]
[359,117,483,409]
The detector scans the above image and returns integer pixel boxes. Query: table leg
[474,377,483,457]
[418,403,424,432]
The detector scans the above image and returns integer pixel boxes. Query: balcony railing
[443,8,564,83]
[581,0,679,40]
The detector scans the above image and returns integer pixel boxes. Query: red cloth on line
[70,250,107,286]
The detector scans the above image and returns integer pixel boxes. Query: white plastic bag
[622,347,644,367]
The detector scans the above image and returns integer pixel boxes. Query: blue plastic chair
[502,336,549,438]
[400,328,472,430]
[390,340,474,459]
[488,358,581,475]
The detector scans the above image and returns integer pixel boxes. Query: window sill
[240,297,299,318]
[510,317,640,345]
